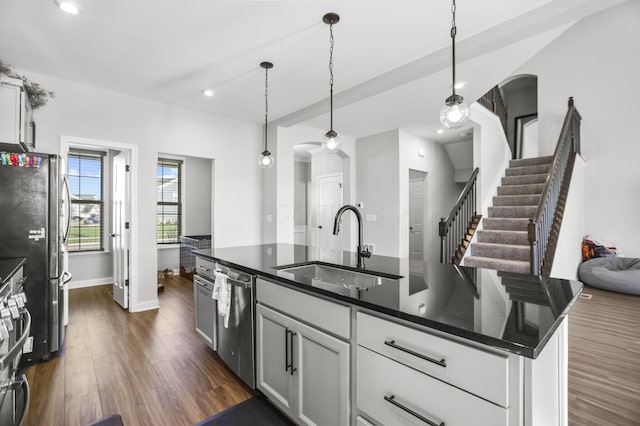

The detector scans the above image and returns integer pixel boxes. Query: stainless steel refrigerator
[0,151,71,364]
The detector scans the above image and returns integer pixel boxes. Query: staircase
[464,155,554,274]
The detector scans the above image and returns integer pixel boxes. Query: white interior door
[409,172,426,274]
[112,150,130,309]
[316,174,343,263]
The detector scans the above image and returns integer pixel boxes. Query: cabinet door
[0,83,21,145]
[293,318,350,426]
[256,304,294,415]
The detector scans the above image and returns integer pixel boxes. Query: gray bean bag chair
[578,257,640,295]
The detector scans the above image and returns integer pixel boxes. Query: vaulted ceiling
[0,0,626,141]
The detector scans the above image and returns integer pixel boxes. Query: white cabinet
[357,346,508,426]
[0,77,34,151]
[256,283,350,426]
[358,312,509,407]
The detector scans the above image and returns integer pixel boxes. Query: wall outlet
[366,214,376,222]
[266,214,273,223]
[363,243,375,254]
[23,336,33,353]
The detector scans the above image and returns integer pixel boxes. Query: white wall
[471,103,513,219]
[266,123,356,245]
[293,161,309,227]
[550,157,586,280]
[24,71,261,311]
[357,130,400,257]
[355,129,459,260]
[517,1,640,257]
[399,129,460,261]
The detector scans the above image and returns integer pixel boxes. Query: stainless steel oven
[214,263,255,389]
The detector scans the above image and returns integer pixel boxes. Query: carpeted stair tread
[509,156,553,168]
[505,164,551,176]
[482,217,530,231]
[464,256,530,274]
[497,183,545,196]
[459,154,555,274]
[502,173,547,186]
[470,242,529,261]
[488,205,537,218]
[477,230,528,245]
[492,194,541,206]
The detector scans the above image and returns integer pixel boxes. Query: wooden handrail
[528,97,581,275]
[439,168,480,264]
[440,167,480,234]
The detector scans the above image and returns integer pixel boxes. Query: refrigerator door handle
[61,271,73,287]
[63,174,71,244]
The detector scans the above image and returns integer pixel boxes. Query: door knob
[318,226,323,229]
[110,233,118,238]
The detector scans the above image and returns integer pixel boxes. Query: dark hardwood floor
[22,275,251,426]
[21,277,640,425]
[568,286,640,426]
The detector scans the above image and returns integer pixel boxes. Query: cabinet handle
[196,265,210,272]
[384,395,444,426]
[285,328,290,373]
[384,340,446,368]
[289,331,297,375]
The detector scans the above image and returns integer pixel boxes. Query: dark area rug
[195,396,294,426]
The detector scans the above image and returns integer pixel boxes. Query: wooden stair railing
[478,85,508,138]
[439,168,480,265]
[528,97,581,275]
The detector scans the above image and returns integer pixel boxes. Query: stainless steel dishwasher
[214,263,256,389]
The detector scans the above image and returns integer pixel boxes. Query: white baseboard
[68,277,112,289]
[132,298,160,312]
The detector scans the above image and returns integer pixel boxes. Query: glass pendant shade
[323,130,342,151]
[258,150,274,168]
[440,94,470,129]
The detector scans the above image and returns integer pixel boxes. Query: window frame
[67,149,106,253]
[156,158,183,244]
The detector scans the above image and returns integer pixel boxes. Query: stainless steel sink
[275,262,400,297]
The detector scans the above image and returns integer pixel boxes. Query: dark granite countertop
[195,244,583,359]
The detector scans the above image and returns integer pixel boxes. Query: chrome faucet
[332,204,371,268]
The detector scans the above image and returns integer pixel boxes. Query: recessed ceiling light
[54,0,81,14]
[202,89,215,97]
[454,81,466,90]
[436,129,444,134]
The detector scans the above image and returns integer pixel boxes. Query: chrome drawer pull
[384,395,445,426]
[384,340,446,367]
[196,265,210,272]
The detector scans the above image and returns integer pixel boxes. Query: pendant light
[440,0,470,129]
[258,61,275,168]
[323,13,341,151]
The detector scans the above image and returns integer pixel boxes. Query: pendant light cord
[451,0,457,97]
[264,66,269,152]
[329,22,335,132]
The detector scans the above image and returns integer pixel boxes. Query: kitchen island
[195,244,582,426]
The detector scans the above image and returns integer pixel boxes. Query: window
[157,159,182,244]
[68,151,105,252]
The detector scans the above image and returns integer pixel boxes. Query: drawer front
[357,346,508,426]
[256,278,350,339]
[195,256,215,280]
[357,312,509,407]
